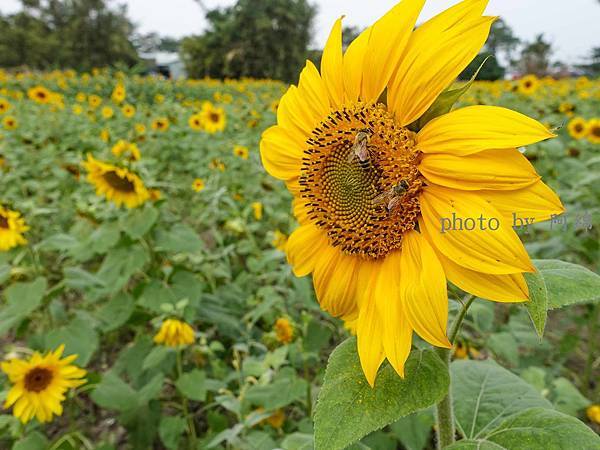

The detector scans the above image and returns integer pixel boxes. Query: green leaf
[523,269,548,338]
[451,359,552,439]
[138,373,164,404]
[142,346,172,370]
[96,292,135,332]
[159,415,187,450]
[551,377,591,416]
[0,277,47,335]
[120,205,159,239]
[91,372,138,412]
[390,409,434,450]
[12,431,48,450]
[95,245,150,294]
[487,332,519,367]
[532,259,600,309]
[313,338,449,450]
[175,369,207,402]
[155,224,203,254]
[44,316,99,365]
[446,407,600,449]
[281,433,314,450]
[245,367,307,410]
[411,56,490,130]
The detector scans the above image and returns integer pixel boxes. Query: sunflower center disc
[0,214,8,229]
[103,171,135,192]
[24,367,53,392]
[300,103,423,260]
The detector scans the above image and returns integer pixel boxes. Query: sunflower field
[0,61,600,450]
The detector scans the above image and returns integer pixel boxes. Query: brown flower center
[24,367,53,392]
[210,112,220,123]
[592,126,600,138]
[300,103,423,260]
[103,170,135,192]
[0,214,8,228]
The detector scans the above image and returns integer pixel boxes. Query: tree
[181,0,316,81]
[518,34,553,76]
[485,18,520,66]
[0,0,138,71]
[577,47,600,77]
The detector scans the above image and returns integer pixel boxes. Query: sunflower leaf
[523,268,548,339]
[313,338,449,450]
[0,277,47,336]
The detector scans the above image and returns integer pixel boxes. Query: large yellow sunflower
[1,345,87,424]
[260,0,563,386]
[0,206,29,251]
[83,154,150,208]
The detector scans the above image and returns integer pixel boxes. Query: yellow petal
[435,248,529,302]
[357,273,386,387]
[419,185,535,274]
[416,0,488,36]
[375,251,413,377]
[390,15,494,126]
[343,27,371,103]
[419,148,540,191]
[260,125,303,181]
[277,85,313,138]
[286,224,328,277]
[321,17,345,107]
[480,180,565,223]
[417,106,556,156]
[313,247,360,318]
[297,60,331,122]
[361,0,425,102]
[400,230,451,348]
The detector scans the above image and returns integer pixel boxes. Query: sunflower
[2,116,17,130]
[112,139,141,161]
[271,230,287,251]
[151,117,170,132]
[200,102,226,133]
[260,0,562,385]
[567,117,588,140]
[122,104,136,118]
[88,94,102,108]
[154,319,195,347]
[274,318,294,344]
[251,201,263,220]
[83,154,150,208]
[75,92,87,103]
[192,178,205,192]
[27,86,51,104]
[188,113,203,131]
[1,345,86,424]
[0,206,29,251]
[588,405,600,425]
[0,98,10,114]
[135,123,147,135]
[111,83,126,104]
[101,106,114,119]
[233,145,249,160]
[518,74,539,95]
[587,118,600,144]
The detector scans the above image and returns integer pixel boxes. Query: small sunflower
[75,92,87,103]
[72,104,83,115]
[518,74,539,95]
[274,318,294,344]
[271,230,287,251]
[112,139,141,161]
[233,145,249,160]
[135,123,146,135]
[192,178,205,192]
[111,83,126,104]
[27,86,51,104]
[200,102,226,133]
[88,94,102,108]
[121,104,136,118]
[151,117,170,132]
[260,0,562,385]
[567,117,588,140]
[100,129,110,143]
[558,102,574,116]
[0,98,10,114]
[154,319,195,347]
[1,345,86,424]
[587,405,600,425]
[2,116,17,130]
[0,206,29,251]
[154,94,165,104]
[251,201,263,220]
[587,118,600,144]
[101,106,114,119]
[83,154,150,208]
[188,113,203,131]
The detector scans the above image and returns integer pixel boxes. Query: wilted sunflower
[154,319,195,347]
[27,86,51,104]
[518,74,539,95]
[587,119,600,144]
[568,117,588,140]
[260,0,563,385]
[83,154,150,208]
[200,102,226,133]
[1,345,86,424]
[0,206,29,251]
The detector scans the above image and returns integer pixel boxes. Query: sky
[1,0,599,64]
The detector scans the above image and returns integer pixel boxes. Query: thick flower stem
[435,295,475,449]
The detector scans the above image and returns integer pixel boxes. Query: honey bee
[373,180,410,212]
[347,128,374,163]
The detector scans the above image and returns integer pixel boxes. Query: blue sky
[2,0,599,64]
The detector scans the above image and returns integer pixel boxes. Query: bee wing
[347,150,356,163]
[372,191,389,205]
[357,142,369,162]
[388,196,402,211]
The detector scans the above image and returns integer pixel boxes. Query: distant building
[139,52,186,79]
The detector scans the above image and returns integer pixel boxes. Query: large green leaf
[313,338,449,450]
[451,360,552,439]
[159,415,187,450]
[446,408,600,450]
[120,205,159,239]
[175,369,207,402]
[96,292,135,332]
[0,277,47,335]
[533,259,600,309]
[44,316,99,365]
[523,269,548,338]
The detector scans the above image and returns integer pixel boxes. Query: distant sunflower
[154,319,195,347]
[518,74,539,95]
[568,117,588,140]
[88,94,102,109]
[587,119,600,144]
[27,86,51,104]
[260,0,562,385]
[1,345,86,424]
[121,104,136,118]
[274,318,294,344]
[2,116,17,130]
[233,145,249,160]
[200,102,226,133]
[111,83,126,104]
[0,98,10,114]
[112,140,141,161]
[101,106,114,119]
[151,117,170,132]
[251,201,263,220]
[0,206,29,251]
[188,113,203,131]
[192,178,205,192]
[83,154,149,208]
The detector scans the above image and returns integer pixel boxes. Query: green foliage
[0,277,46,335]
[314,338,450,450]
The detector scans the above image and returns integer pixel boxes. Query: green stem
[176,349,197,449]
[584,304,598,397]
[435,295,475,449]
